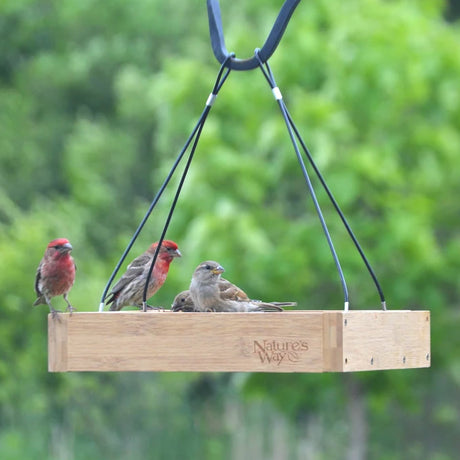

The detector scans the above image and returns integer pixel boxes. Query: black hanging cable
[99,57,233,311]
[254,50,350,310]
[262,57,386,310]
[141,121,203,310]
[141,60,232,310]
[102,0,388,312]
[256,52,386,311]
[206,0,387,310]
[284,109,387,310]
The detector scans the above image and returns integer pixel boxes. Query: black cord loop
[100,2,387,312]
[207,0,301,70]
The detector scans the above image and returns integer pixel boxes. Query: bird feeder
[48,310,430,372]
[48,0,431,373]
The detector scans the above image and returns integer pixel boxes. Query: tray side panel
[48,314,69,372]
[50,311,325,372]
[341,310,431,372]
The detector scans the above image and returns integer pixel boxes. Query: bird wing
[249,302,284,312]
[219,278,250,301]
[34,260,43,296]
[109,252,151,295]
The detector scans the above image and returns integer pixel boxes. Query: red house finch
[106,240,181,311]
[34,238,76,317]
[188,261,296,312]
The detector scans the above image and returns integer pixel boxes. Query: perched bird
[106,240,181,311]
[188,260,295,312]
[172,277,249,311]
[34,238,76,318]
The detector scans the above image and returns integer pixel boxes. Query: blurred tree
[0,0,459,459]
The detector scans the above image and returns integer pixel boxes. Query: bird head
[193,261,225,282]
[171,290,194,311]
[47,238,73,254]
[151,240,182,258]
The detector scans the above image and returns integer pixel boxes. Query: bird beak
[212,265,224,275]
[173,249,182,258]
[62,243,73,252]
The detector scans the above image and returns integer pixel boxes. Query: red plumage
[106,240,181,311]
[34,238,76,316]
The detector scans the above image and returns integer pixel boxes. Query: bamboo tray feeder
[48,310,430,373]
[48,0,431,374]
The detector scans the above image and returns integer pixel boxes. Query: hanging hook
[207,0,301,71]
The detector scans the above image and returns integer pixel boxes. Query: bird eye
[205,264,212,270]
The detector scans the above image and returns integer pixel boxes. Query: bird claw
[65,305,77,315]
[50,309,62,321]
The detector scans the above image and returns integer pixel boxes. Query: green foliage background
[1,0,459,458]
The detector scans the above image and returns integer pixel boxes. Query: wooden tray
[48,310,430,373]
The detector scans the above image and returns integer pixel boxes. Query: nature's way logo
[252,339,309,365]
